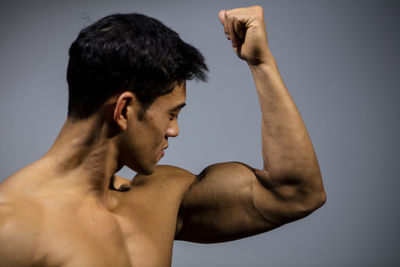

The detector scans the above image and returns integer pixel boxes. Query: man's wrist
[247,49,276,70]
[248,51,278,75]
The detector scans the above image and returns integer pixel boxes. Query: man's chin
[129,163,157,176]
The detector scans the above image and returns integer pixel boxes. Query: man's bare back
[0,162,196,266]
[0,6,325,267]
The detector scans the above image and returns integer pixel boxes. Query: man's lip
[160,145,168,157]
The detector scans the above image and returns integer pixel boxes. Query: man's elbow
[309,185,327,212]
[255,170,326,224]
[294,177,327,219]
[279,173,327,221]
[311,171,326,207]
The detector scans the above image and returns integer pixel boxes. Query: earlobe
[113,92,135,131]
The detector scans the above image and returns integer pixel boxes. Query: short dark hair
[67,13,208,119]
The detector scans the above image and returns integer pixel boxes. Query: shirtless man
[0,6,326,267]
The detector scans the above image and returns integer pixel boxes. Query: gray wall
[1,0,399,266]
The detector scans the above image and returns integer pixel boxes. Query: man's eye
[170,114,178,120]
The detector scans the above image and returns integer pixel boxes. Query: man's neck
[42,116,120,207]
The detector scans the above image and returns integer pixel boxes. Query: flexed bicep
[175,162,280,243]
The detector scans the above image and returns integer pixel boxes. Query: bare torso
[0,5,328,267]
[0,164,194,267]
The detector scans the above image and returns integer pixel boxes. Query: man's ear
[113,91,136,131]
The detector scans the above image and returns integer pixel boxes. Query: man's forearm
[250,52,323,195]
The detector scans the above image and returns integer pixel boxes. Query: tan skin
[0,6,326,267]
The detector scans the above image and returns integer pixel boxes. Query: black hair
[67,13,208,119]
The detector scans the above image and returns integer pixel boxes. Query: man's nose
[166,121,179,137]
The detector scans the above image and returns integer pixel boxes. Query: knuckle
[253,5,263,11]
[253,5,264,15]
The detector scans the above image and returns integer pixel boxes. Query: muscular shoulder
[0,199,42,266]
[130,165,196,190]
[110,165,196,209]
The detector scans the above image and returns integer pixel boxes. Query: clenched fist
[218,6,271,65]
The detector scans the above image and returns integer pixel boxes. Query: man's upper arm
[175,161,296,243]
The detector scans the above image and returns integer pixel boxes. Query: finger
[224,12,240,47]
[218,10,225,25]
[233,19,246,40]
[218,10,230,40]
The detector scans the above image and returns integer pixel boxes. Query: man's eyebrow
[170,102,186,112]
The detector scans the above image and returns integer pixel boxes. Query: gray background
[1,0,399,266]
